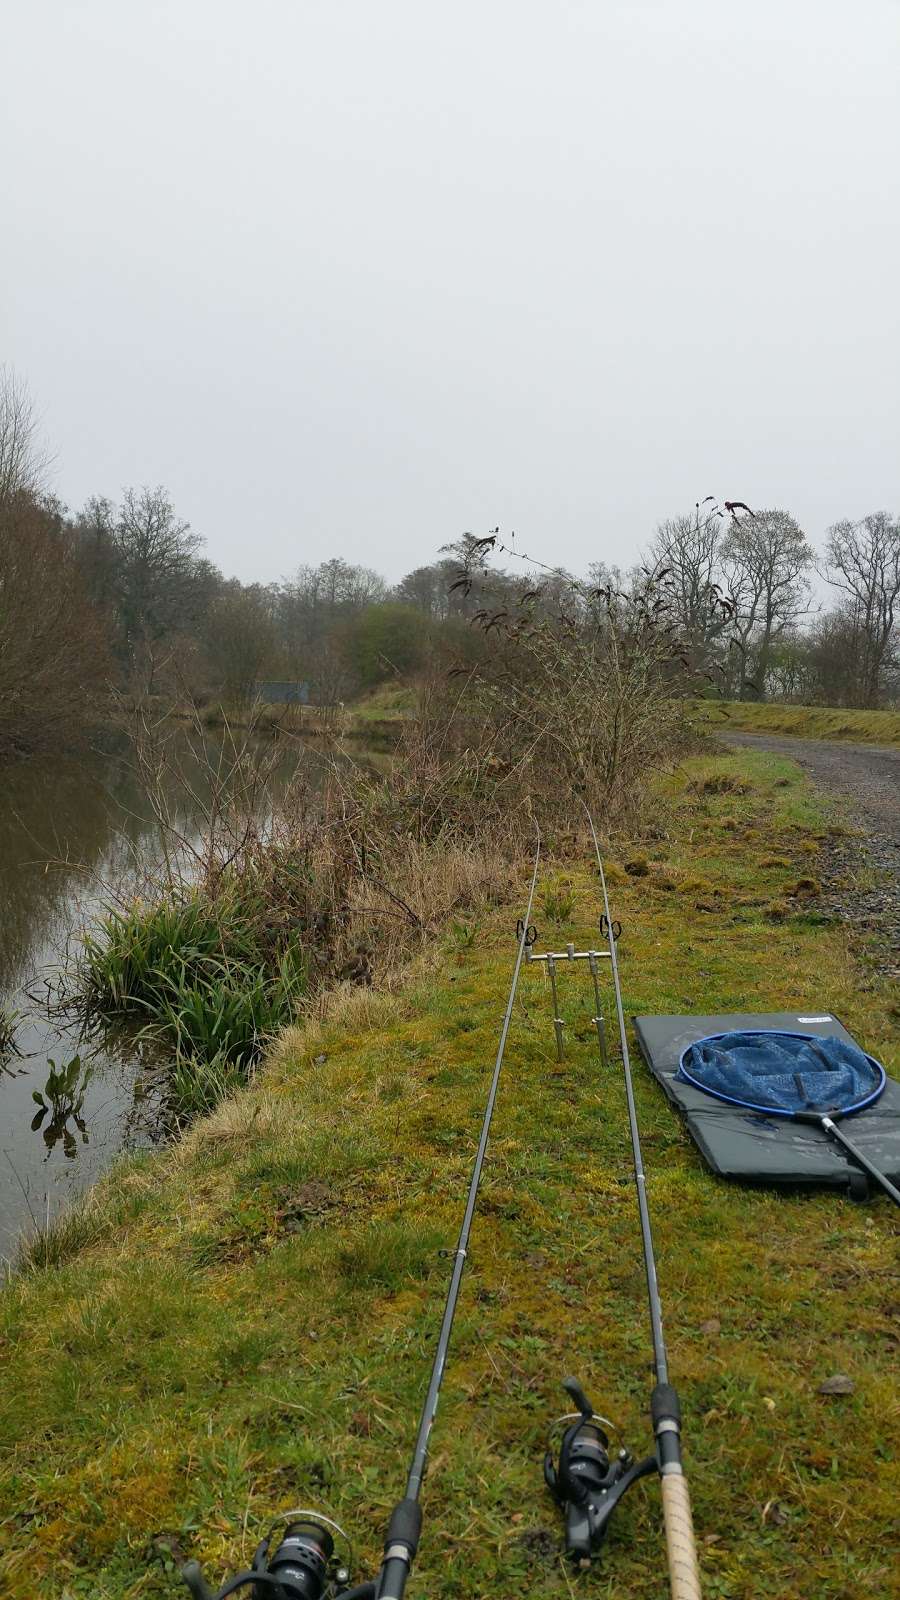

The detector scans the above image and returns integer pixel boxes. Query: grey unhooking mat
[632,1011,900,1199]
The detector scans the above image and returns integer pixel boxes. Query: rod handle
[661,1472,702,1600]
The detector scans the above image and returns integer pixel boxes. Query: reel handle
[180,1562,215,1600]
[562,1377,593,1419]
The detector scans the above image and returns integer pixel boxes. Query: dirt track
[724,730,900,978]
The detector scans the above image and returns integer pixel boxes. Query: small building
[255,680,311,705]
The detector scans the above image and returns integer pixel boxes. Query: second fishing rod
[179,828,541,1600]
[543,806,702,1600]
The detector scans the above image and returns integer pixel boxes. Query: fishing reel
[544,1379,656,1567]
[179,1512,376,1600]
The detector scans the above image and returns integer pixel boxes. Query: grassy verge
[696,700,900,745]
[181,685,414,744]
[1,749,897,1599]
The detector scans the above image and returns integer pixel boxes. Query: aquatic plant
[0,1001,19,1062]
[80,895,308,1120]
[30,1054,92,1157]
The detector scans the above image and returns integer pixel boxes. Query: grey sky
[4,1,898,585]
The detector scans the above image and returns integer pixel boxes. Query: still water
[0,731,334,1262]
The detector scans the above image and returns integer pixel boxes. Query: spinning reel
[180,1511,377,1600]
[544,1379,656,1567]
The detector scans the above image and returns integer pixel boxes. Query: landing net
[677,1030,886,1119]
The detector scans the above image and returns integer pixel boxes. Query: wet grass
[0,748,897,1598]
[0,1002,19,1062]
[78,889,309,1122]
[696,700,900,745]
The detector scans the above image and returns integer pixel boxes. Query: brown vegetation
[0,490,109,759]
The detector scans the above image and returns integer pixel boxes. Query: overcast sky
[4,1,898,585]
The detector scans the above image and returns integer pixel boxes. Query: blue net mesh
[677,1030,886,1118]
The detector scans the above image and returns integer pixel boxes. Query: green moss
[0,747,896,1598]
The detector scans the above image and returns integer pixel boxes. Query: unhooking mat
[633,1011,900,1198]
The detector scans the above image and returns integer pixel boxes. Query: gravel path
[723,731,900,978]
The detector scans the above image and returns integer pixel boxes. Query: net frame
[677,1029,886,1121]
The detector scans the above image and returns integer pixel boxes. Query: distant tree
[308,639,355,708]
[805,607,868,706]
[319,557,385,611]
[765,630,817,703]
[820,513,900,706]
[276,558,387,669]
[643,503,737,677]
[394,562,455,617]
[0,491,108,759]
[586,561,628,594]
[438,535,526,618]
[342,603,428,689]
[72,495,120,619]
[110,487,218,691]
[203,584,276,705]
[0,368,50,510]
[720,509,814,698]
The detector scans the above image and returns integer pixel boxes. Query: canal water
[0,731,337,1262]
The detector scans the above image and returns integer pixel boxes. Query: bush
[436,536,705,829]
[342,602,428,688]
[72,714,518,1122]
[80,886,312,1121]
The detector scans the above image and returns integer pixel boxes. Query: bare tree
[0,492,109,759]
[643,501,737,676]
[821,512,900,706]
[394,561,462,618]
[203,584,276,705]
[72,495,120,616]
[111,486,217,691]
[720,509,814,698]
[276,558,387,668]
[0,368,50,509]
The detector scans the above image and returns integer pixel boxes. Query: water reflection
[0,729,316,1261]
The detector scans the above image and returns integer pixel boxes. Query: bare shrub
[427,524,742,831]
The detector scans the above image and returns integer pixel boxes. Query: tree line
[0,369,897,760]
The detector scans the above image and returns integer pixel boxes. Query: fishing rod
[180,828,541,1600]
[544,806,701,1600]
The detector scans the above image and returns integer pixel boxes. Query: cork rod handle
[661,1472,702,1600]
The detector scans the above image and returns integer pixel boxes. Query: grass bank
[1,748,897,1598]
[696,700,900,745]
[183,685,414,745]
